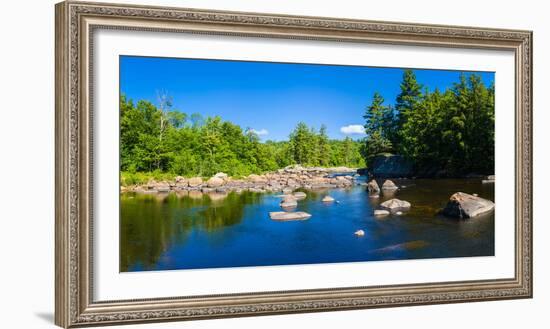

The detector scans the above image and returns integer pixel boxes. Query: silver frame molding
[55,1,533,327]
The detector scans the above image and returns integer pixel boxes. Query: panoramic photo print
[119,56,495,272]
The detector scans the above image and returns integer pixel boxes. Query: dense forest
[363,70,494,176]
[120,95,364,178]
[120,69,494,180]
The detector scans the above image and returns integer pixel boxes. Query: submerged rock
[442,192,495,219]
[381,179,399,190]
[380,198,411,212]
[269,211,311,221]
[322,195,335,203]
[374,240,429,253]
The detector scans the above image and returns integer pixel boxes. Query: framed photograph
[55,1,532,327]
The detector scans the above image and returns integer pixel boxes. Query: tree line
[120,94,364,178]
[121,68,494,179]
[363,69,494,176]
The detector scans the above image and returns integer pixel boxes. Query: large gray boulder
[442,192,495,219]
[369,154,413,178]
[380,198,411,212]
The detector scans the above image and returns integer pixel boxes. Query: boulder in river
[322,195,335,203]
[442,192,495,219]
[269,211,311,221]
[380,198,411,212]
[206,176,224,188]
[280,195,298,208]
[188,177,203,187]
[381,179,399,190]
[367,179,380,194]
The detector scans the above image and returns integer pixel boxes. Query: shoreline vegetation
[121,165,360,192]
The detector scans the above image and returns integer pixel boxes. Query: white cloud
[250,128,269,136]
[340,124,366,135]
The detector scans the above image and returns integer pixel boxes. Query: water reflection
[120,191,261,271]
[120,178,494,272]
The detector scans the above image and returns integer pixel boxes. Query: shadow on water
[120,178,494,272]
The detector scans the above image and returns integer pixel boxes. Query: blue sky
[120,56,494,141]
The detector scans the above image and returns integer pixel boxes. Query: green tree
[362,92,394,161]
[395,69,423,150]
[289,122,316,165]
[317,124,331,166]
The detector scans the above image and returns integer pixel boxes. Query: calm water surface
[120,178,494,272]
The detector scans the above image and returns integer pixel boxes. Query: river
[120,177,494,272]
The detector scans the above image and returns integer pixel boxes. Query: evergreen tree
[395,69,423,149]
[363,92,394,161]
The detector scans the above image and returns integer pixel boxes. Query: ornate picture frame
[55,1,532,327]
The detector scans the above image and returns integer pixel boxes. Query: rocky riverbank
[123,165,360,194]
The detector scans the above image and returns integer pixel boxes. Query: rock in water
[322,195,335,203]
[381,180,399,190]
[206,176,224,188]
[380,198,411,212]
[442,192,495,219]
[374,209,390,216]
[367,179,380,194]
[269,211,311,221]
[293,191,307,199]
[354,229,365,236]
[280,195,298,208]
